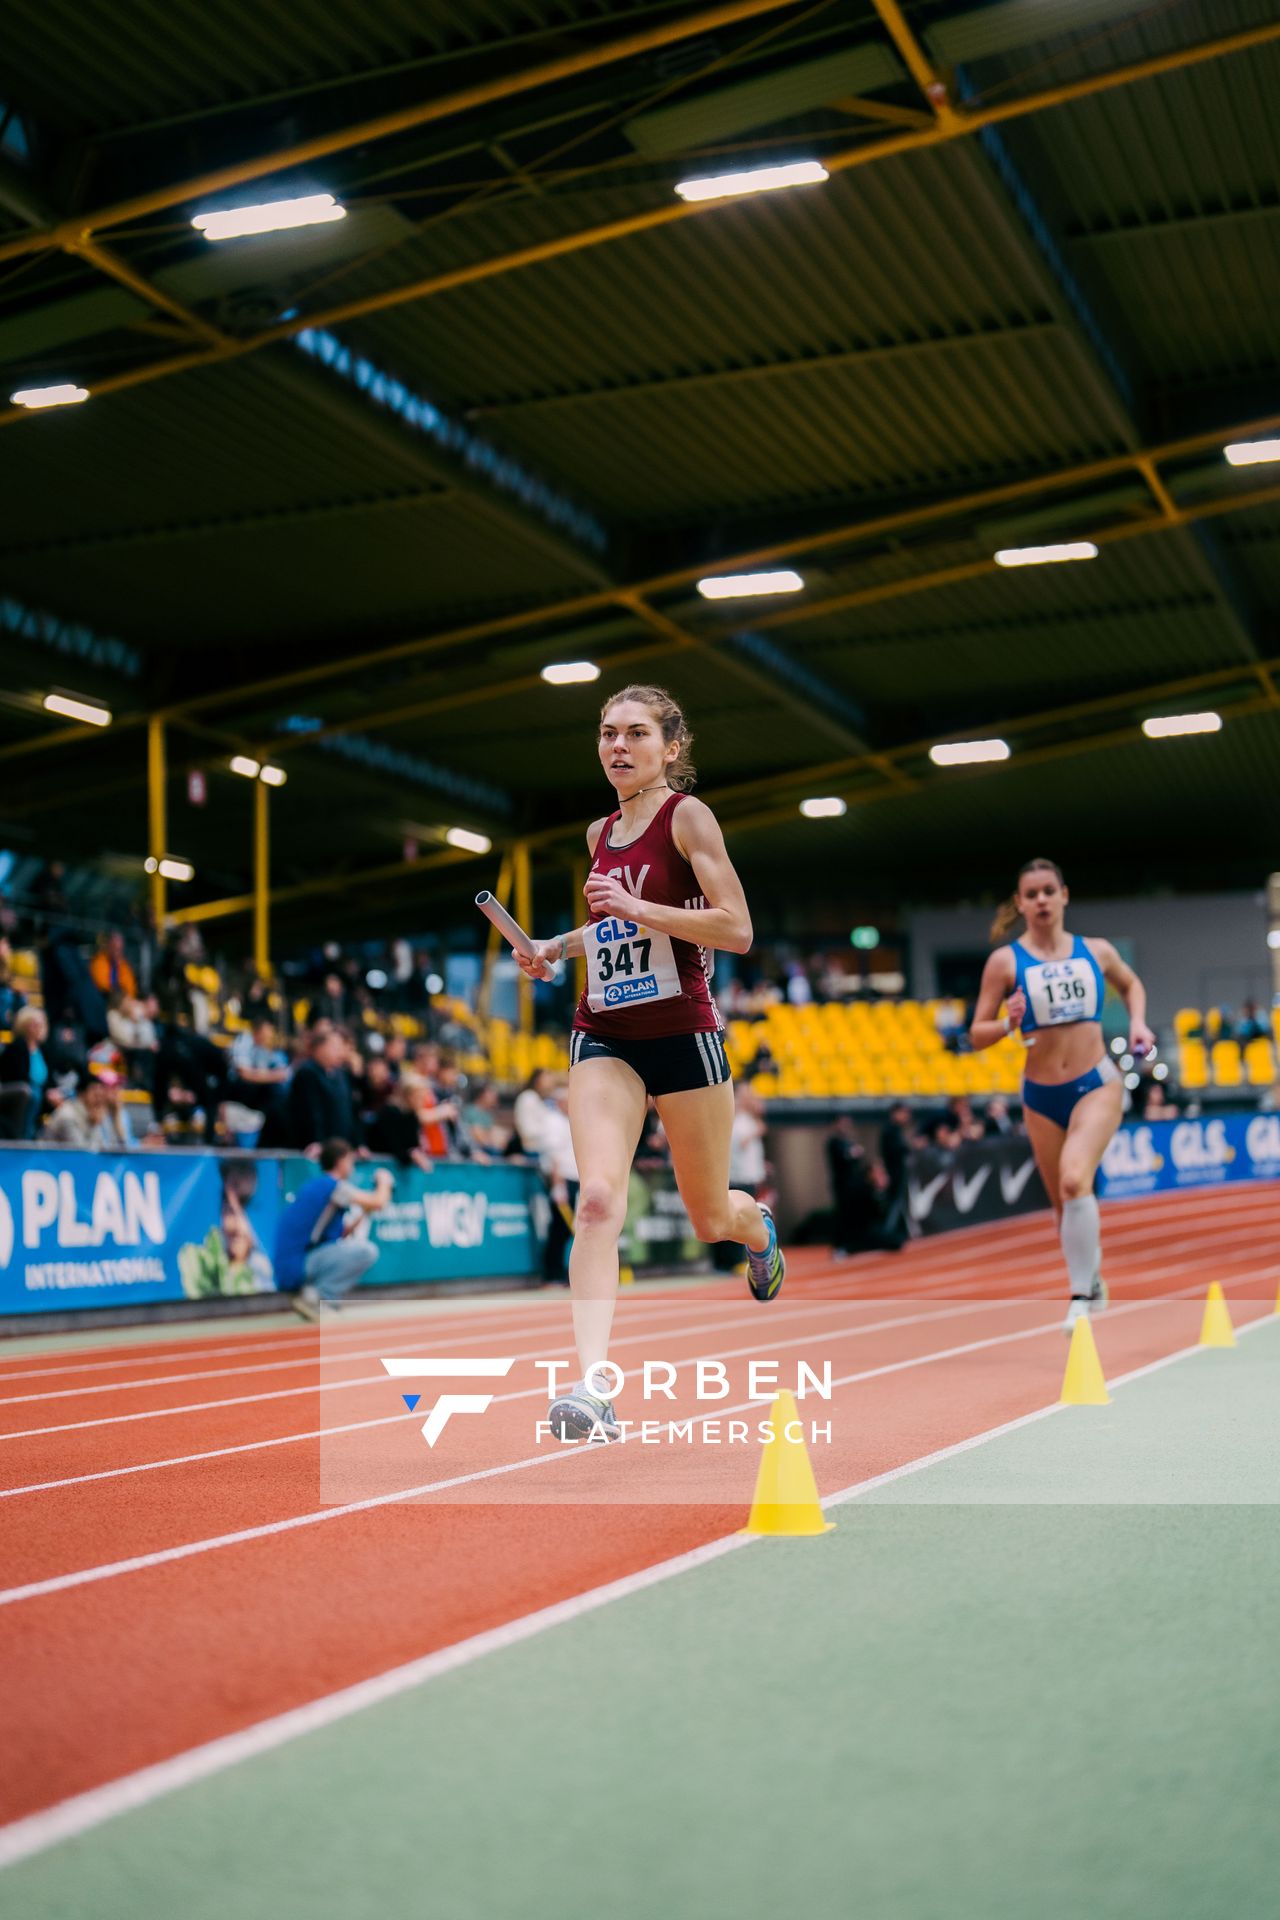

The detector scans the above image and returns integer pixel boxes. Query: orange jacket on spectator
[90,951,138,999]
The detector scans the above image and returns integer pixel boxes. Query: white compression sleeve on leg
[1060,1195,1102,1298]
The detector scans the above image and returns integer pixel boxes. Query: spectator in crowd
[227,1016,290,1113]
[712,1083,767,1272]
[743,1038,779,1081]
[366,1073,437,1172]
[0,957,26,1032]
[1141,1082,1179,1122]
[382,1031,408,1082]
[153,1019,229,1142]
[827,1117,904,1255]
[90,931,137,1000]
[42,927,109,1042]
[1237,1000,1267,1045]
[43,1072,133,1150]
[879,1101,919,1243]
[0,1006,59,1140]
[240,968,274,1024]
[512,1068,556,1159]
[945,1096,986,1144]
[983,1096,1015,1138]
[436,1058,485,1159]
[277,1022,359,1152]
[309,972,348,1026]
[538,1080,578,1284]
[359,1054,395,1130]
[635,1103,670,1166]
[462,1080,508,1156]
[274,1138,393,1320]
[107,991,160,1079]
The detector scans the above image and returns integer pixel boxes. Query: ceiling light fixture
[799,797,847,818]
[993,542,1098,567]
[929,739,1011,766]
[230,755,261,779]
[192,193,345,241]
[675,161,828,203]
[1141,711,1222,739]
[697,570,805,600]
[44,692,111,726]
[445,827,492,855]
[1223,439,1280,466]
[11,383,89,409]
[540,661,601,685]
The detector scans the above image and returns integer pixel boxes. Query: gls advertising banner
[1097,1112,1280,1199]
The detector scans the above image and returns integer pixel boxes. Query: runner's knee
[575,1179,627,1233]
[1058,1165,1089,1203]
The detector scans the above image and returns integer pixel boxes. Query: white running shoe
[1063,1280,1106,1334]
[547,1367,621,1442]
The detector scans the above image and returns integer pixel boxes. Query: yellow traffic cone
[1060,1316,1110,1405]
[1198,1282,1235,1348]
[742,1390,834,1536]
[1273,1280,1279,1316]
[619,1265,635,1287]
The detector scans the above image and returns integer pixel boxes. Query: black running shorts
[568,1027,731,1097]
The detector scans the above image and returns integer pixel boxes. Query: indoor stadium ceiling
[1,0,1278,940]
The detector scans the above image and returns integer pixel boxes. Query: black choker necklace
[618,783,671,804]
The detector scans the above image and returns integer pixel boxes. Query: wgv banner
[289,1160,544,1285]
[1097,1112,1280,1200]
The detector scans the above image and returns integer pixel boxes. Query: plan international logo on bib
[603,976,660,1006]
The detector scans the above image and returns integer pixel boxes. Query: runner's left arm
[1090,939,1156,1055]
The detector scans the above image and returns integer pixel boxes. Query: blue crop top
[1011,935,1106,1034]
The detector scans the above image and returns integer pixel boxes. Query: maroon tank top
[572,792,721,1038]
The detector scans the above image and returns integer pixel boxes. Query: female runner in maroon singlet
[516,684,785,1440]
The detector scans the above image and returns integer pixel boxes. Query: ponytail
[989,895,1023,943]
[990,856,1065,944]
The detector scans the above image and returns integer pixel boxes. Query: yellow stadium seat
[1211,1040,1242,1086]
[1173,1007,1202,1038]
[1244,1038,1276,1086]
[1179,1039,1209,1089]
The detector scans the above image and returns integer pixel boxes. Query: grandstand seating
[722,1000,1026,1100]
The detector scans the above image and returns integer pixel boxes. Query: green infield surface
[4,1313,1276,1920]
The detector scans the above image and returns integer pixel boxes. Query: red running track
[1,1182,1276,1827]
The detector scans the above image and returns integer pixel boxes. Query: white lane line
[0,1302,571,1385]
[0,1286,1215,1605]
[0,1297,897,1443]
[3,1311,1272,1874]
[0,1297,1040,1499]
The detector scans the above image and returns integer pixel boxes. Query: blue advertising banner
[0,1151,545,1314]
[0,1149,282,1314]
[1098,1112,1280,1200]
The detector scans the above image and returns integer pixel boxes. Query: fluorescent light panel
[1141,711,1222,739]
[44,692,111,727]
[11,384,89,409]
[230,755,260,779]
[1223,439,1280,466]
[192,193,345,241]
[445,827,492,855]
[697,569,804,600]
[799,797,847,818]
[929,738,1010,766]
[541,661,601,685]
[675,161,828,202]
[993,542,1098,567]
[146,856,194,882]
[259,764,287,786]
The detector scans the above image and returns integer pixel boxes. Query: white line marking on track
[0,1297,1041,1498]
[2,1312,1272,1873]
[0,1285,1220,1603]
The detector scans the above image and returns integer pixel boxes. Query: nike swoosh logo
[909,1172,949,1220]
[953,1167,991,1213]
[999,1159,1038,1204]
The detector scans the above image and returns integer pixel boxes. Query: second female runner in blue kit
[970,857,1155,1329]
[516,684,785,1440]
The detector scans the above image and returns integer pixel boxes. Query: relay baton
[476,891,561,976]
